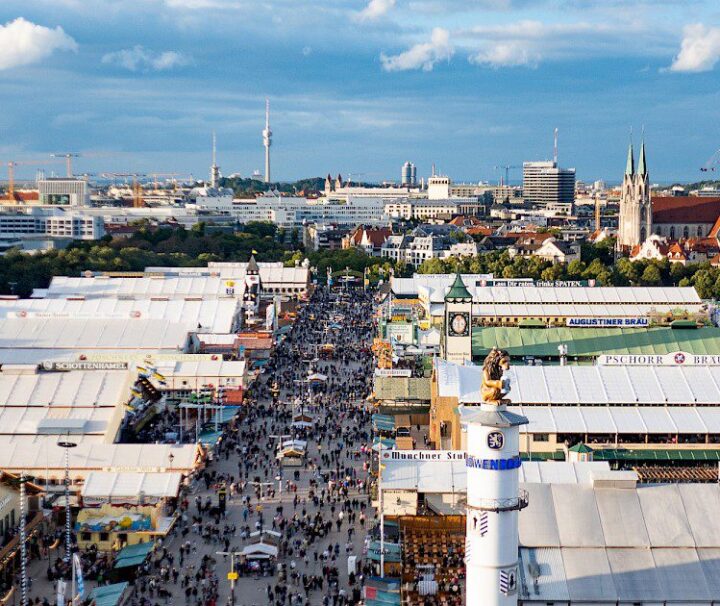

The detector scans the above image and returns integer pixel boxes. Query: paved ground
[26,286,376,606]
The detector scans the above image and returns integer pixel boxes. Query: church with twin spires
[616,140,651,251]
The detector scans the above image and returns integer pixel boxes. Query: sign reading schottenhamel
[599,351,720,366]
[566,317,649,327]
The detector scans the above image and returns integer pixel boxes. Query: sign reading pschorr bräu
[42,361,129,371]
[567,317,649,327]
[380,450,467,462]
[599,351,720,366]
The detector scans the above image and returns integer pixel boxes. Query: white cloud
[357,0,395,21]
[102,46,190,71]
[0,17,77,71]
[461,20,651,68]
[669,23,720,72]
[380,27,453,72]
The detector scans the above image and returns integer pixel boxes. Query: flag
[73,553,85,600]
[251,249,258,254]
[57,579,66,606]
[136,365,147,374]
[152,371,166,382]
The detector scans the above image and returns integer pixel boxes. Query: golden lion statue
[481,347,510,406]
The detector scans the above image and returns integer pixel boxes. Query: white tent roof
[513,405,720,434]
[42,275,244,300]
[436,359,720,406]
[518,483,720,603]
[0,370,128,408]
[0,437,200,479]
[0,318,189,351]
[0,298,238,334]
[82,472,182,499]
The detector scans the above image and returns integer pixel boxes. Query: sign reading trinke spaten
[598,351,720,366]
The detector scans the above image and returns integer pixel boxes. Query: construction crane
[51,153,81,177]
[700,148,720,172]
[5,157,64,200]
[493,165,522,187]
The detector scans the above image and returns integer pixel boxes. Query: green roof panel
[472,326,720,358]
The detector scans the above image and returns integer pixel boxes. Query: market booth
[77,472,181,552]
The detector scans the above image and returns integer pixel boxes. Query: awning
[198,429,223,446]
[211,406,240,425]
[114,541,154,569]
[87,582,129,606]
[241,543,278,559]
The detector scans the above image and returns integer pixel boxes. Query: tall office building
[401,161,417,187]
[522,161,575,206]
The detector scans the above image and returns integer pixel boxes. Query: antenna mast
[553,128,558,165]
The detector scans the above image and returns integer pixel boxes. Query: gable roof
[652,197,720,224]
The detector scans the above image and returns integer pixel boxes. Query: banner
[374,369,412,377]
[599,351,720,366]
[380,450,466,462]
[567,317,649,328]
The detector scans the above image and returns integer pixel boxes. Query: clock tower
[442,273,473,364]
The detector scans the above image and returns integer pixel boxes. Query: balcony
[0,511,44,570]
[466,489,529,513]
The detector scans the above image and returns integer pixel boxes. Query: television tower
[210,131,220,189]
[263,98,272,183]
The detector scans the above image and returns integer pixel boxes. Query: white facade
[0,207,104,241]
[232,195,389,227]
[427,176,451,200]
[38,178,89,207]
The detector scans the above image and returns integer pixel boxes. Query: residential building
[533,237,581,263]
[380,225,478,267]
[342,226,392,256]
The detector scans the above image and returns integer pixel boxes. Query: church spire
[625,142,635,176]
[638,138,647,176]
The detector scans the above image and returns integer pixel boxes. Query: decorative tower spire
[625,142,635,176]
[638,137,647,177]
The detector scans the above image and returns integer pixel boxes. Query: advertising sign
[598,351,720,366]
[567,317,649,328]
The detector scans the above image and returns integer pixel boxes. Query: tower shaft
[263,98,272,183]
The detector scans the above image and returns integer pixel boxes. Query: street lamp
[216,551,242,605]
[57,434,77,567]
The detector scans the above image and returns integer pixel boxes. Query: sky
[1,0,720,184]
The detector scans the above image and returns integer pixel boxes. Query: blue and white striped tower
[460,399,528,606]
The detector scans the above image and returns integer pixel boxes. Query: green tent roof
[472,326,720,358]
[445,273,472,302]
[88,583,128,606]
[114,541,154,569]
[568,443,594,453]
[593,449,720,462]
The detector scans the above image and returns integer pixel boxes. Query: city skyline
[0,1,719,183]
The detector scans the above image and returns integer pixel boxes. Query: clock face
[450,312,468,336]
